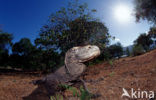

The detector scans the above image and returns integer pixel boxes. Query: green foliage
[59,84,79,97]
[79,86,91,100]
[109,72,115,77]
[58,84,71,89]
[0,0,111,72]
[59,84,91,100]
[12,80,16,82]
[148,27,156,38]
[12,38,34,56]
[9,38,61,71]
[10,38,36,69]
[32,0,111,71]
[50,94,63,100]
[0,49,9,66]
[51,85,91,100]
[0,31,13,49]
[134,0,156,24]
[86,47,112,66]
[134,33,153,51]
[27,48,60,71]
[108,42,123,58]
[132,44,144,56]
[0,31,13,66]
[68,87,80,97]
[108,60,113,66]
[148,27,156,49]
[87,43,123,66]
[98,47,111,61]
[35,0,110,55]
[87,58,103,67]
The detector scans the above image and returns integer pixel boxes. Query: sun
[114,4,132,23]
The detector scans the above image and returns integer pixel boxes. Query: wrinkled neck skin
[65,45,100,77]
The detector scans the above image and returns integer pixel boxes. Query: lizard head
[70,45,100,62]
[65,45,100,77]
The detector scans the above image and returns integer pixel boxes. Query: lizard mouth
[76,45,100,62]
[79,51,100,62]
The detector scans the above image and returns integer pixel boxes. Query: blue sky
[0,0,152,46]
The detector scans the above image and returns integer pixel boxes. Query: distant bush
[107,42,123,58]
[87,43,123,66]
[132,44,144,56]
[100,47,111,61]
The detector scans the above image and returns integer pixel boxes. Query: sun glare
[114,4,132,23]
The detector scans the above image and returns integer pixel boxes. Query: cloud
[115,38,120,42]
[145,31,148,35]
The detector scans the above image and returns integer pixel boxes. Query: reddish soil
[0,49,156,100]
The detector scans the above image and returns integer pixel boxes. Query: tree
[26,48,61,71]
[134,0,156,24]
[99,47,111,60]
[132,44,144,56]
[12,38,34,56]
[108,42,123,58]
[0,31,13,51]
[134,33,153,51]
[35,1,110,55]
[0,31,13,66]
[147,27,156,49]
[11,38,34,69]
[148,27,156,38]
[11,38,61,71]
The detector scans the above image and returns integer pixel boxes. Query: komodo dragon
[33,45,100,95]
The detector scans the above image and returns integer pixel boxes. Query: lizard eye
[88,46,91,49]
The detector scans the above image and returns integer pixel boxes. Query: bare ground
[0,49,156,100]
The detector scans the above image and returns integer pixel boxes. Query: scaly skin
[33,45,100,95]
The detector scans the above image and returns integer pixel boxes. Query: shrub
[50,94,63,100]
[108,60,113,66]
[132,44,144,56]
[59,84,91,100]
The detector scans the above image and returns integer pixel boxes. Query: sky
[0,0,152,47]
